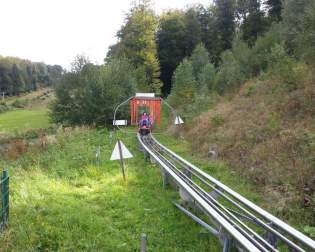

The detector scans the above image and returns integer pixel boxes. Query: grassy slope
[183,70,315,231]
[5,87,54,109]
[0,88,53,135]
[0,109,49,134]
[0,128,224,251]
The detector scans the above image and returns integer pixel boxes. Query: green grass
[0,128,221,251]
[0,104,310,251]
[0,109,50,133]
[155,134,262,205]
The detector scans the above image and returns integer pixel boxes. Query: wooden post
[96,146,101,166]
[140,233,147,252]
[117,140,126,181]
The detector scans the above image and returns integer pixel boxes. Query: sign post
[117,140,126,181]
[174,115,184,125]
[110,140,133,181]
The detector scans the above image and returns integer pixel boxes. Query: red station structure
[130,93,162,125]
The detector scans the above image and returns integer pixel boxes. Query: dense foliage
[167,0,315,115]
[0,56,62,96]
[51,57,136,125]
[106,0,161,93]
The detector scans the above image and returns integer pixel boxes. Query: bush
[267,44,306,91]
[185,89,217,118]
[11,99,28,108]
[211,114,225,127]
[0,101,9,113]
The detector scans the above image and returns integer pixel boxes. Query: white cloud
[0,0,210,68]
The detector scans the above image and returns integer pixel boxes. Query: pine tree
[190,44,210,78]
[169,58,197,109]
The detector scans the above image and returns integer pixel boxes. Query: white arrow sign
[110,140,133,160]
[174,116,184,125]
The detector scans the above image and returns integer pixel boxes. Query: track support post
[179,187,193,204]
[265,223,277,249]
[160,168,169,188]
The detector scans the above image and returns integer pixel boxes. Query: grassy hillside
[5,87,54,109]
[0,88,54,136]
[182,67,315,229]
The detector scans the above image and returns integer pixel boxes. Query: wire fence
[0,170,9,232]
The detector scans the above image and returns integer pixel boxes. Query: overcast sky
[1,0,211,69]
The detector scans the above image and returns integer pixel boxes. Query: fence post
[1,170,9,231]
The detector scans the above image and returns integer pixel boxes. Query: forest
[0,56,63,96]
[51,0,315,125]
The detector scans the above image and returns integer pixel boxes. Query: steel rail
[144,137,276,252]
[149,134,315,251]
[147,137,305,251]
[138,133,262,252]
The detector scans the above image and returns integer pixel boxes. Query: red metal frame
[130,96,162,125]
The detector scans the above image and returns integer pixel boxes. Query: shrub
[0,101,9,113]
[264,112,281,134]
[211,114,225,127]
[11,99,28,108]
[214,51,245,94]
[267,44,306,91]
[185,89,217,118]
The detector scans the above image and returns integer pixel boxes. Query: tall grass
[0,127,222,251]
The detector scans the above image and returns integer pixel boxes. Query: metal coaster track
[137,133,315,252]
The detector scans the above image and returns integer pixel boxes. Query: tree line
[52,0,315,125]
[106,0,283,96]
[0,56,63,96]
[167,0,315,115]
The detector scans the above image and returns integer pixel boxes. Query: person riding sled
[139,112,150,127]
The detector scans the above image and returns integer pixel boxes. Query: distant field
[0,109,50,133]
